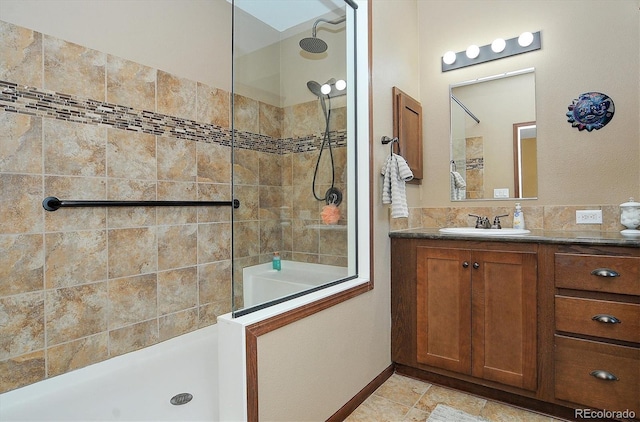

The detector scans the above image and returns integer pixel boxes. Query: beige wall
[411,0,640,207]
[0,0,232,91]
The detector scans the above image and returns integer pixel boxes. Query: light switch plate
[576,210,602,224]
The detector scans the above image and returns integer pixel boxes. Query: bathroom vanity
[390,229,639,420]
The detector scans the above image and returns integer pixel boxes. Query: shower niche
[231,0,359,316]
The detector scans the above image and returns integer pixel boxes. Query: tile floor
[345,373,568,422]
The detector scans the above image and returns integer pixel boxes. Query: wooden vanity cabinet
[392,239,538,392]
[551,245,640,416]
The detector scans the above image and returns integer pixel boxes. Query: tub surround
[0,19,346,394]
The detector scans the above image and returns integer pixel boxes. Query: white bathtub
[0,325,218,422]
[242,260,349,308]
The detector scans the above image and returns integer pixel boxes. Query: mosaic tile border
[0,80,346,154]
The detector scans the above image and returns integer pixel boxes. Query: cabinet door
[471,250,537,391]
[416,247,472,374]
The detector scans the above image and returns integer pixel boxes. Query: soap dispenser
[513,203,526,229]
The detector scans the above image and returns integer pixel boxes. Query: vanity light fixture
[466,44,480,59]
[441,31,541,72]
[443,51,457,65]
[320,78,347,97]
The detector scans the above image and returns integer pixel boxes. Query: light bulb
[466,45,480,59]
[518,32,534,47]
[320,84,331,95]
[443,51,456,65]
[491,38,506,53]
[335,79,346,91]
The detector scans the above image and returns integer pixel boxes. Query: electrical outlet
[493,188,509,198]
[576,210,602,224]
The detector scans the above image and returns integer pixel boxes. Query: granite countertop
[389,228,640,247]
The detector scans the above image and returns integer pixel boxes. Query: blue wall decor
[566,92,615,131]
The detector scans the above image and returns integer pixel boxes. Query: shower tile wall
[0,20,234,393]
[0,19,347,392]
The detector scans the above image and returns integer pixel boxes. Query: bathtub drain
[170,393,193,406]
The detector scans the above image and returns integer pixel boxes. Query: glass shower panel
[231,0,357,316]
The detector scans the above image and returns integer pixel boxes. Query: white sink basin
[439,227,531,236]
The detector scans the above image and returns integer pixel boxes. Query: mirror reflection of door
[513,122,537,198]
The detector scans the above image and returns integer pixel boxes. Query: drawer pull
[591,314,621,324]
[590,370,619,381]
[462,262,469,268]
[590,268,620,278]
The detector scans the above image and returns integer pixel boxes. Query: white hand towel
[381,153,414,218]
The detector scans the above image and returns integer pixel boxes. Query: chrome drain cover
[170,393,193,406]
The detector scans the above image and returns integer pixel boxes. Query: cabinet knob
[589,370,619,381]
[590,268,620,278]
[591,314,621,324]
[462,262,469,268]
[473,262,480,269]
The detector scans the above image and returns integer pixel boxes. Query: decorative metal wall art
[566,92,614,131]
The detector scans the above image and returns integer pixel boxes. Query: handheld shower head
[306,81,324,97]
[299,16,345,54]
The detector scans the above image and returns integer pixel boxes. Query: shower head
[299,16,346,54]
[306,80,324,97]
[299,36,328,54]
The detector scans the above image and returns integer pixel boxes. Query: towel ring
[381,136,400,155]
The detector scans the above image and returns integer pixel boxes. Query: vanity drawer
[555,296,640,342]
[555,253,640,295]
[555,335,640,415]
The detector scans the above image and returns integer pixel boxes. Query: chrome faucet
[469,214,491,229]
[469,213,509,229]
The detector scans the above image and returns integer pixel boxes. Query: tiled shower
[0,19,347,393]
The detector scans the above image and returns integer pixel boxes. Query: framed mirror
[450,68,537,201]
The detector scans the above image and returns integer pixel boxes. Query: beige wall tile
[233,148,259,185]
[231,221,259,259]
[108,274,157,329]
[0,174,43,234]
[0,350,45,393]
[108,320,158,358]
[45,283,108,346]
[158,224,197,270]
[198,260,232,304]
[158,267,197,316]
[0,113,42,174]
[0,21,42,87]
[259,102,283,139]
[0,234,44,296]
[197,142,231,183]
[44,119,106,177]
[159,309,198,342]
[107,129,156,180]
[197,83,230,129]
[283,101,320,138]
[107,227,157,279]
[44,36,105,100]
[0,292,44,359]
[106,56,156,112]
[198,222,232,263]
[233,94,259,133]
[46,333,108,377]
[44,230,107,289]
[157,70,196,121]
[157,136,196,182]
